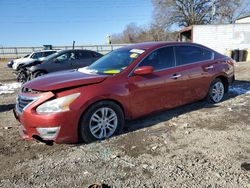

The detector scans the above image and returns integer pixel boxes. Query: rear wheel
[79,101,124,143]
[207,78,225,103]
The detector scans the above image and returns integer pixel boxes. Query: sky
[0,0,153,46]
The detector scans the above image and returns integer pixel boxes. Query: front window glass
[78,48,145,75]
[56,53,68,61]
[31,52,42,59]
[139,47,175,70]
[55,52,73,62]
[47,52,73,62]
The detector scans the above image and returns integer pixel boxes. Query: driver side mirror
[134,66,154,75]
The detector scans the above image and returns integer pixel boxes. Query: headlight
[36,93,80,114]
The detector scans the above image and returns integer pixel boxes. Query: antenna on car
[72,41,75,49]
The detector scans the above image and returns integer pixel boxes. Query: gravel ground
[0,62,250,188]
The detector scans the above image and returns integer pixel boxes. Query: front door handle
[205,65,214,70]
[170,74,182,79]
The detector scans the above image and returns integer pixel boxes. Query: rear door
[128,46,187,118]
[174,45,215,103]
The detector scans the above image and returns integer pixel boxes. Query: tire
[207,78,225,103]
[79,101,124,143]
[17,70,28,83]
[34,71,46,78]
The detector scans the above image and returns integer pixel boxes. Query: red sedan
[14,42,235,144]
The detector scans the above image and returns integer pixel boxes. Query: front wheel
[207,78,225,103]
[79,101,124,143]
[17,70,28,83]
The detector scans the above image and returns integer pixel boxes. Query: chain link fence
[0,44,127,59]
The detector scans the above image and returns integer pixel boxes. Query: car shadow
[0,104,15,113]
[124,102,213,132]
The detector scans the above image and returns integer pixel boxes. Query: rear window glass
[44,51,56,56]
[78,51,92,59]
[175,46,213,66]
[92,52,103,58]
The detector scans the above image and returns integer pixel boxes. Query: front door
[128,46,187,118]
[72,51,94,69]
[48,52,76,72]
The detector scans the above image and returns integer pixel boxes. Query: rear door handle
[170,74,182,79]
[205,65,214,70]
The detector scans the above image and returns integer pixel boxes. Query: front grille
[16,95,37,113]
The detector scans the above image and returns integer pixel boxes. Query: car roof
[56,49,99,53]
[33,49,58,53]
[121,41,208,50]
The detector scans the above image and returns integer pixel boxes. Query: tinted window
[31,52,42,59]
[44,51,56,56]
[54,52,76,62]
[78,51,92,59]
[92,52,103,58]
[139,47,175,70]
[175,45,213,66]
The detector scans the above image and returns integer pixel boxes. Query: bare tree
[111,0,250,44]
[152,0,250,27]
[111,23,144,43]
[217,0,250,23]
[111,23,177,44]
[152,0,217,27]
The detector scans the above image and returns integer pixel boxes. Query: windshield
[78,48,145,75]
[23,53,31,58]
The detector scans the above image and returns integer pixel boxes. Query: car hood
[13,58,33,64]
[23,69,109,91]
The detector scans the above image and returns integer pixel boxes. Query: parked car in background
[17,49,103,83]
[8,50,58,70]
[14,42,234,144]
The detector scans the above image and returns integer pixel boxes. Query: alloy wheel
[89,107,118,139]
[211,82,224,102]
